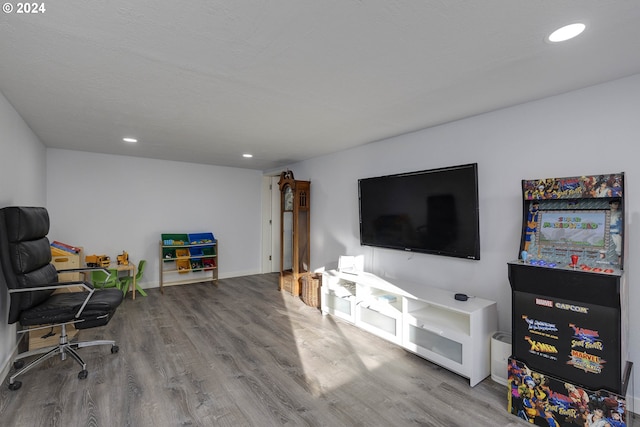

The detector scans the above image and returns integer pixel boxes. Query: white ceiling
[2,1,640,171]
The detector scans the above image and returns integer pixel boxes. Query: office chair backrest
[0,207,59,324]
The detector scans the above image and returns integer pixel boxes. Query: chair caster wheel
[9,381,22,391]
[111,345,119,354]
[78,370,88,380]
[13,360,24,369]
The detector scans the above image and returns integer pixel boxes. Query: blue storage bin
[190,247,204,257]
[188,232,215,245]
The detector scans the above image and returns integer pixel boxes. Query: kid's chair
[90,268,121,290]
[120,260,147,297]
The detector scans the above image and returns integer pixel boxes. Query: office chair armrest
[8,280,98,318]
[7,280,94,293]
[57,266,110,275]
[8,268,114,318]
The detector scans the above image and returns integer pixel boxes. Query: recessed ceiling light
[243,153,253,158]
[122,137,138,143]
[548,23,586,43]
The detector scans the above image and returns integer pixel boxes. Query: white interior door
[261,175,281,273]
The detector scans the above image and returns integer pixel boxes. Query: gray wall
[288,73,640,406]
[46,149,264,285]
[0,91,47,381]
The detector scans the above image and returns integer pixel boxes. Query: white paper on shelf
[338,255,364,273]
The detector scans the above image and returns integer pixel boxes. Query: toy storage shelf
[321,270,497,387]
[159,233,218,293]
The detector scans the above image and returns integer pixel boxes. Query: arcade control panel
[517,257,618,274]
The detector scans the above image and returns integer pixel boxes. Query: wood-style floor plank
[1,273,544,426]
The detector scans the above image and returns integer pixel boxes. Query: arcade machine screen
[534,210,614,267]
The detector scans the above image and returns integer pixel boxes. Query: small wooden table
[114,263,138,299]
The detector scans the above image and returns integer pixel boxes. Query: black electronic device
[454,293,469,301]
[358,163,480,260]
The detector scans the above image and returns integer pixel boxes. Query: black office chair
[0,206,123,391]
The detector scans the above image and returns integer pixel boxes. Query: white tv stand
[321,269,498,386]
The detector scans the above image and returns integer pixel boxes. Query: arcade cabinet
[507,173,632,426]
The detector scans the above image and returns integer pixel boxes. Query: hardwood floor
[1,273,533,426]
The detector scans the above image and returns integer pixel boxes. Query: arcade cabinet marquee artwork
[507,173,632,426]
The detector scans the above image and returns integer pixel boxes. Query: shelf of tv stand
[321,269,497,386]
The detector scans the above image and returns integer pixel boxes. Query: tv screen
[358,163,480,260]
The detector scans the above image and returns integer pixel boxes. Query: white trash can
[491,331,512,386]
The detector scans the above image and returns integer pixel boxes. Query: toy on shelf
[163,239,185,246]
[117,250,129,265]
[85,254,110,267]
[51,240,81,254]
[190,238,214,244]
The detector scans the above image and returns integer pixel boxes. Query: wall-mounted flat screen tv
[358,163,480,260]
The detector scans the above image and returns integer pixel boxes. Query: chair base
[8,324,119,390]
[121,277,147,297]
